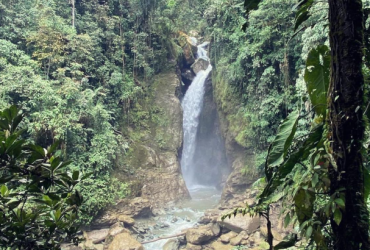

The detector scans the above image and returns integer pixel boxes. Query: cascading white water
[180,43,212,188]
[142,41,225,250]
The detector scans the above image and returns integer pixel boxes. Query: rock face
[107,232,144,250]
[178,32,198,65]
[135,72,189,207]
[92,71,189,227]
[221,157,255,202]
[191,58,210,74]
[125,73,189,210]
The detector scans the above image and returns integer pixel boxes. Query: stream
[140,186,221,249]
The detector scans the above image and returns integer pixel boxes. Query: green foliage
[0,0,209,224]
[224,40,360,248]
[0,106,84,249]
[293,0,314,31]
[266,110,299,170]
[77,175,128,224]
[207,0,304,158]
[232,245,248,250]
[304,45,330,116]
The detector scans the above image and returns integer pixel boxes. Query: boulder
[107,232,144,250]
[191,58,210,74]
[230,231,249,246]
[220,231,238,243]
[93,245,104,250]
[247,231,263,246]
[85,229,109,244]
[210,223,221,236]
[210,241,234,250]
[185,243,202,250]
[118,215,135,227]
[125,197,152,218]
[90,214,118,228]
[108,222,129,238]
[163,239,180,250]
[199,209,219,224]
[181,69,195,82]
[217,214,260,233]
[61,243,83,250]
[186,224,218,245]
[260,226,284,241]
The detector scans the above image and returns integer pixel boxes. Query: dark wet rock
[182,69,195,82]
[118,215,135,227]
[191,58,210,74]
[178,32,198,65]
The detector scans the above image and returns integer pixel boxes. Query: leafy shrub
[0,106,84,249]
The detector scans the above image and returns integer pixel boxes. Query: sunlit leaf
[304,45,330,116]
[334,209,342,225]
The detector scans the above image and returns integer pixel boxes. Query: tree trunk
[71,0,75,28]
[328,0,370,249]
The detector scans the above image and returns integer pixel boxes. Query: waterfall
[180,43,212,188]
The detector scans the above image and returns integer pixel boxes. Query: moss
[213,70,249,148]
[126,144,149,170]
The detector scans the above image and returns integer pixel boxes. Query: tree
[224,0,370,249]
[327,0,370,248]
[0,106,84,249]
[69,0,75,28]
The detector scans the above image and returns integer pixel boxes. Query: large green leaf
[304,45,330,116]
[266,110,300,170]
[333,208,342,225]
[294,188,315,224]
[260,124,324,201]
[364,167,370,200]
[293,0,314,31]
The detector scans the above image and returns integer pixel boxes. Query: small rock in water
[185,217,191,222]
[133,226,147,234]
[160,222,170,228]
[171,217,178,223]
[178,235,186,245]
[163,239,180,250]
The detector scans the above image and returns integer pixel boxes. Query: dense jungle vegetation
[1,0,370,249]
[0,0,209,225]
